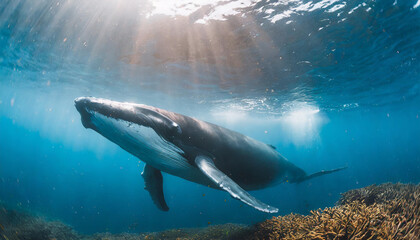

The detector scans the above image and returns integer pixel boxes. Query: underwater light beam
[281,104,324,145]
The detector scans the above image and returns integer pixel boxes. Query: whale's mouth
[74,97,135,128]
[74,97,96,129]
[74,97,196,178]
[73,96,186,160]
[74,97,151,135]
[74,97,181,137]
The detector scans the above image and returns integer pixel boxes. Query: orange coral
[250,183,419,240]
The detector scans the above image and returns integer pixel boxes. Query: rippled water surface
[1,0,419,234]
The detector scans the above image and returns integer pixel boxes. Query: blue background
[1,0,419,234]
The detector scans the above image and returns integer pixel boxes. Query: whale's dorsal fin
[195,155,278,213]
[141,164,169,211]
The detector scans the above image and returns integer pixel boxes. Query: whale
[74,97,346,213]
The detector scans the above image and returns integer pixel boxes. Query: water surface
[0,0,419,234]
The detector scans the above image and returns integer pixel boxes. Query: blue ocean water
[0,0,419,234]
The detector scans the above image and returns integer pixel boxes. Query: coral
[338,182,418,206]
[249,183,420,240]
[1,183,418,240]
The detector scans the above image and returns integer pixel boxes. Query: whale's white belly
[90,112,211,185]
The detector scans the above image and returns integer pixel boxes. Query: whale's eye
[173,124,182,134]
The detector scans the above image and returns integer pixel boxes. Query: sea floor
[1,183,419,240]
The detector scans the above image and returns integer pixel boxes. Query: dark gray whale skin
[168,114,306,190]
[74,97,345,212]
[75,97,306,188]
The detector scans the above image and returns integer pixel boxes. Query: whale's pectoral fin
[141,164,169,211]
[195,155,278,213]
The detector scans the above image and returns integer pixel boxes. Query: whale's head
[74,97,186,168]
[75,97,181,137]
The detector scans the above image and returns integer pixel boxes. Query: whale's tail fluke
[298,166,348,183]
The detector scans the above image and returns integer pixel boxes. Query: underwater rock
[81,223,249,240]
[0,205,79,240]
[1,183,419,240]
[0,205,248,240]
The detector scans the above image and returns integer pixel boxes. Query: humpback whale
[74,97,345,213]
